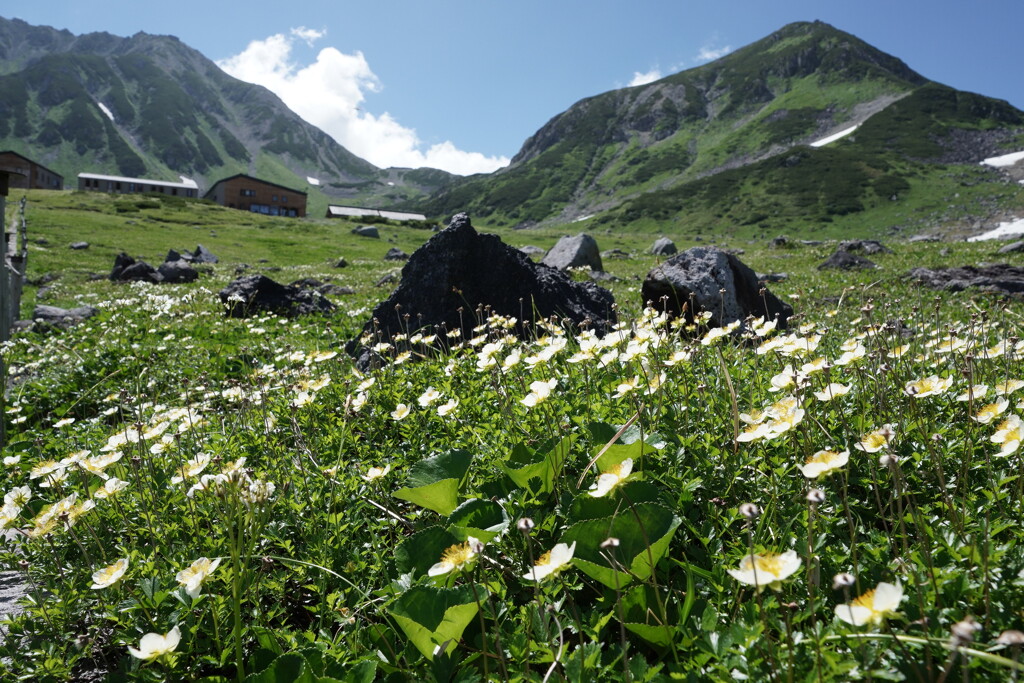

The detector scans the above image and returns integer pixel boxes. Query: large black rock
[219,275,337,318]
[908,264,1024,296]
[158,259,199,283]
[818,250,877,270]
[641,246,792,328]
[109,253,162,283]
[347,213,616,363]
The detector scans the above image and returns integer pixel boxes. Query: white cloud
[695,44,733,63]
[628,69,663,87]
[217,30,509,176]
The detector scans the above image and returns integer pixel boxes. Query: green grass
[3,190,1024,681]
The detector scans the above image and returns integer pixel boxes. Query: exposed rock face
[31,304,98,328]
[352,226,380,239]
[109,253,161,283]
[997,240,1024,254]
[641,246,793,329]
[347,213,616,365]
[219,275,337,318]
[542,233,603,271]
[384,247,409,261]
[650,237,677,256]
[840,239,892,255]
[158,260,199,283]
[818,250,877,270]
[908,264,1024,296]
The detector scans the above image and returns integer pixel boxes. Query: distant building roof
[1,150,62,179]
[204,174,306,198]
[327,205,426,221]
[78,172,197,189]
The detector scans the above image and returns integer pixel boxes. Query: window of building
[281,195,288,203]
[240,188,256,197]
[272,195,278,202]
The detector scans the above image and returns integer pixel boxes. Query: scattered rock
[757,272,789,283]
[769,236,788,249]
[110,253,162,283]
[157,260,199,283]
[320,284,355,296]
[348,213,616,367]
[30,304,99,328]
[588,270,620,283]
[352,225,380,239]
[258,259,269,264]
[907,264,1024,296]
[375,272,398,287]
[165,249,186,263]
[650,237,677,256]
[384,247,410,261]
[519,245,546,257]
[542,233,603,271]
[69,241,89,250]
[290,278,324,288]
[800,240,823,246]
[641,246,792,329]
[87,273,105,281]
[192,244,219,264]
[818,250,878,270]
[334,257,349,268]
[35,286,51,300]
[601,249,631,260]
[840,240,892,255]
[908,234,941,243]
[235,264,250,275]
[219,275,337,318]
[28,273,59,286]
[997,240,1024,254]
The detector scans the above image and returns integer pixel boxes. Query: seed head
[739,502,760,519]
[832,572,856,590]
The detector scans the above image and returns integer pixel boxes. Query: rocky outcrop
[542,234,603,271]
[818,250,877,270]
[908,264,1024,296]
[650,237,677,256]
[157,259,199,283]
[219,275,337,318]
[109,253,161,283]
[840,239,892,255]
[641,246,792,329]
[384,247,410,261]
[347,213,616,366]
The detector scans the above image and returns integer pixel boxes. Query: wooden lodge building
[204,174,306,218]
[0,151,64,191]
[78,172,199,197]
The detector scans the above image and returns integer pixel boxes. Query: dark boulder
[192,244,219,264]
[650,237,677,256]
[997,240,1024,254]
[219,275,337,318]
[769,236,788,249]
[641,246,792,329]
[30,304,98,329]
[908,264,1024,296]
[69,241,89,250]
[110,253,162,283]
[334,257,349,268]
[384,247,410,261]
[158,260,199,283]
[165,249,190,263]
[818,250,877,270]
[352,226,380,239]
[348,213,616,366]
[840,239,892,255]
[757,272,789,283]
[375,272,399,287]
[542,233,603,271]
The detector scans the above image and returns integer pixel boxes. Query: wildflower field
[3,191,1024,681]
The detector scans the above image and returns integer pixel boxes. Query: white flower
[417,387,441,407]
[991,415,1023,456]
[93,477,129,499]
[3,486,31,507]
[588,459,633,497]
[437,398,459,417]
[798,450,849,479]
[128,625,181,661]
[91,557,129,589]
[521,379,557,408]
[524,542,575,582]
[176,557,222,598]
[427,538,481,577]
[362,465,391,482]
[973,399,1009,424]
[835,581,904,626]
[391,403,411,421]
[904,375,953,398]
[814,383,851,402]
[728,550,801,592]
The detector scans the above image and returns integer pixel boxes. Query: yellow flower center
[806,451,838,466]
[862,433,886,449]
[851,589,877,610]
[441,542,474,568]
[535,550,552,567]
[752,553,785,576]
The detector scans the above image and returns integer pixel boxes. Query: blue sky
[9,1,1024,174]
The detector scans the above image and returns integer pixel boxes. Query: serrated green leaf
[447,498,509,543]
[388,584,486,660]
[394,449,473,515]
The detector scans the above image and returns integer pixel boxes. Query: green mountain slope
[421,21,1024,234]
[0,16,452,206]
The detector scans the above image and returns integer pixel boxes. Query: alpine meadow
[3,15,1024,683]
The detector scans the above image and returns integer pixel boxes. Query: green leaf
[447,498,509,543]
[620,585,676,649]
[567,480,664,522]
[394,449,474,516]
[388,584,486,660]
[394,527,461,577]
[244,652,317,683]
[501,435,574,495]
[561,502,681,589]
[587,422,663,471]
